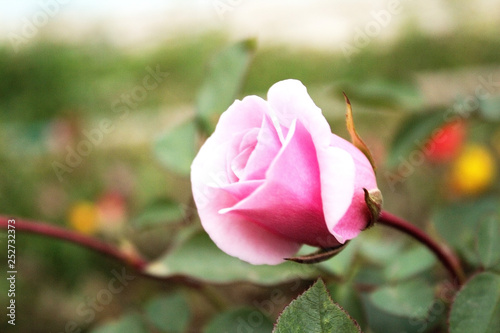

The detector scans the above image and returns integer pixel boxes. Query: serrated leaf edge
[273,279,362,333]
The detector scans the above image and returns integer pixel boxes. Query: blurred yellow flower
[68,201,99,234]
[449,144,496,196]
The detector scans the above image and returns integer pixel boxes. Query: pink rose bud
[191,79,379,265]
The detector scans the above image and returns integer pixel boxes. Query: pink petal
[220,180,264,201]
[330,133,375,171]
[192,184,301,265]
[267,79,331,147]
[331,188,372,242]
[225,129,259,183]
[328,133,378,242]
[192,137,233,194]
[317,145,356,243]
[215,96,270,143]
[195,96,268,188]
[267,80,320,127]
[268,80,358,240]
[230,145,254,180]
[221,120,341,248]
[241,115,282,181]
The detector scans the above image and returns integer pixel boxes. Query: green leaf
[196,39,256,134]
[145,231,318,284]
[362,295,440,333]
[383,246,436,281]
[333,79,424,110]
[204,307,274,333]
[132,199,185,229]
[154,120,197,175]
[364,280,440,333]
[476,213,500,269]
[449,272,500,333]
[144,292,190,333]
[432,197,500,266]
[90,313,148,333]
[386,110,446,169]
[273,280,361,333]
[433,197,499,247]
[358,235,404,265]
[353,266,386,286]
[368,279,435,318]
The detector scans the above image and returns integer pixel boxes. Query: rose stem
[0,215,147,271]
[0,215,206,289]
[377,210,466,286]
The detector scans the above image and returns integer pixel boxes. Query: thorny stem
[377,210,466,286]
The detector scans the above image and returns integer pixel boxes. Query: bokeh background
[1,1,500,332]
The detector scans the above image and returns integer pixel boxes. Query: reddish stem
[377,210,465,286]
[0,215,147,271]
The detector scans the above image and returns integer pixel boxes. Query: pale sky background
[0,0,499,52]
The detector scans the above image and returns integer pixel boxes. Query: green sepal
[344,92,376,171]
[285,242,350,264]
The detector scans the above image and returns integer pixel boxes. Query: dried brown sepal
[363,188,383,229]
[285,242,349,264]
[343,92,376,171]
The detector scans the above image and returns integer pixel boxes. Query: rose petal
[330,133,375,171]
[241,115,282,181]
[192,144,300,265]
[194,96,268,188]
[267,79,320,126]
[268,80,357,240]
[331,189,371,242]
[192,185,301,265]
[220,180,264,201]
[267,79,331,147]
[221,120,341,248]
[192,137,233,191]
[225,129,259,182]
[215,96,270,143]
[318,145,356,243]
[328,133,378,242]
[231,145,254,180]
